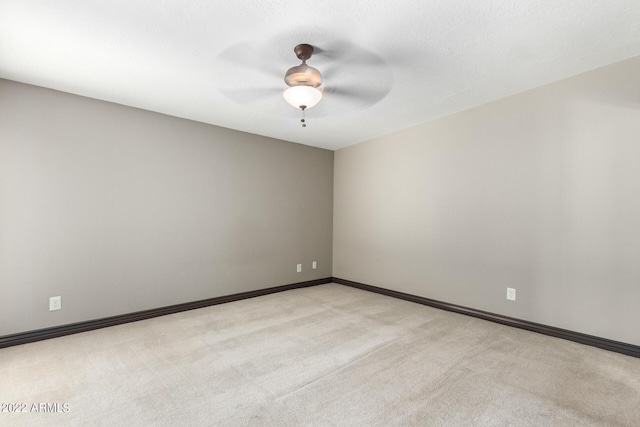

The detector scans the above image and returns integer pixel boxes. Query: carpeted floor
[1,283,639,426]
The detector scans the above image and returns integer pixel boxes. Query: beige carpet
[1,283,639,426]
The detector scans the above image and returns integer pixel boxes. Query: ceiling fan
[283,44,323,127]
[218,39,394,126]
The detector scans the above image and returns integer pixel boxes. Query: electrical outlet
[49,296,62,311]
[506,288,516,301]
[312,261,317,269]
[296,264,302,273]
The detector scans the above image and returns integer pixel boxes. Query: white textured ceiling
[1,1,640,150]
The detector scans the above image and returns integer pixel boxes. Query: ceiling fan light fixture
[283,85,323,110]
[283,44,324,127]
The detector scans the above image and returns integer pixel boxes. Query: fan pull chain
[300,107,306,128]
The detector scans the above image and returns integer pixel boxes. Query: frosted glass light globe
[283,86,323,109]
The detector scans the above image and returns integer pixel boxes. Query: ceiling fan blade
[217,41,283,79]
[318,41,394,102]
[220,87,282,104]
[320,56,394,110]
[314,40,387,69]
[324,85,391,107]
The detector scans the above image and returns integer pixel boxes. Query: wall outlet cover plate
[49,296,62,311]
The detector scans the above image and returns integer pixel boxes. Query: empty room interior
[1,1,640,426]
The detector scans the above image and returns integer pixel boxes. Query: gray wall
[334,56,640,346]
[0,79,333,336]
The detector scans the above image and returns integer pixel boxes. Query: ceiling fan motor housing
[285,44,322,88]
[285,64,322,87]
